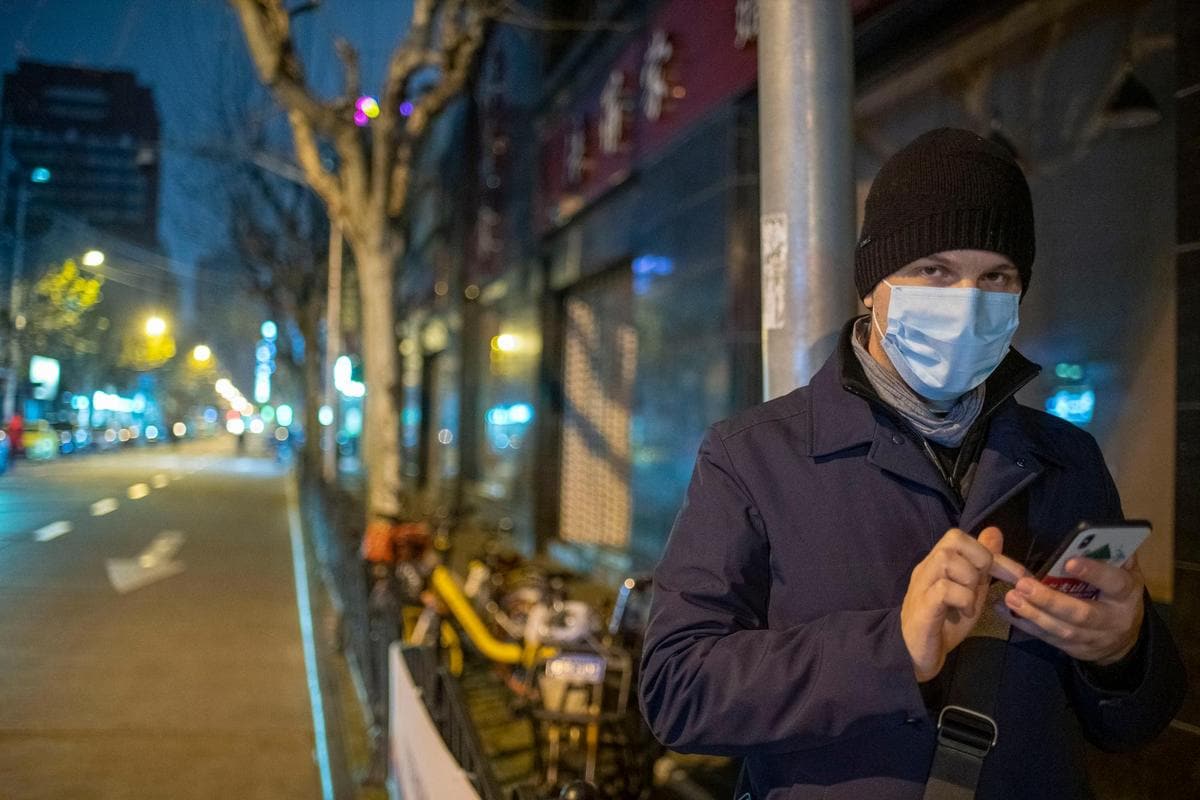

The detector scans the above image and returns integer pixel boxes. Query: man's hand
[901,527,1005,682]
[1001,555,1145,665]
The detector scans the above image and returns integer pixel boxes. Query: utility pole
[322,220,342,484]
[757,1,857,400]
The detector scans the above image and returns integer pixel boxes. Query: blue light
[632,255,674,296]
[485,402,535,427]
[1054,362,1085,382]
[204,407,219,424]
[632,254,674,276]
[1045,388,1095,425]
[30,167,51,183]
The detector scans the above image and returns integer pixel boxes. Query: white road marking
[107,531,187,594]
[151,473,169,489]
[127,483,150,500]
[286,479,335,799]
[34,521,73,542]
[91,498,119,516]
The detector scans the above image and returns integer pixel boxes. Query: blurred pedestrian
[6,412,24,459]
[639,128,1186,799]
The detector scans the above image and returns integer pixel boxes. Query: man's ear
[862,292,874,309]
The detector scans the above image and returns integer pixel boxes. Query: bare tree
[230,167,328,475]
[229,0,486,527]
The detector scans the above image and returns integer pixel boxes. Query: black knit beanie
[854,127,1035,299]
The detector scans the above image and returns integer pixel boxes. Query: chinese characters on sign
[640,30,674,121]
[565,117,587,185]
[734,0,759,49]
[539,0,758,230]
[599,70,626,155]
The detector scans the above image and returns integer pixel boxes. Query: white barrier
[388,643,483,800]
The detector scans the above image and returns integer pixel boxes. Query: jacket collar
[808,317,1055,465]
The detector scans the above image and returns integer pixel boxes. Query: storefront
[413,0,1184,597]
[391,0,1196,792]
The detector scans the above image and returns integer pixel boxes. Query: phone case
[1035,520,1150,600]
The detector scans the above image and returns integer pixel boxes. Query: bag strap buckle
[937,705,998,760]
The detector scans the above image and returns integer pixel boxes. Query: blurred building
[0,60,173,421]
[396,0,1195,787]
[1,60,160,248]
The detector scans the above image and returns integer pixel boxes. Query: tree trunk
[350,232,404,522]
[299,300,323,480]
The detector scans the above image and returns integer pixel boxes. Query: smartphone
[1034,521,1150,600]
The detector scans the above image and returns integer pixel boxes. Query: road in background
[0,439,324,799]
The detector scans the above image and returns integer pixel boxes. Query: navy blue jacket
[639,325,1186,799]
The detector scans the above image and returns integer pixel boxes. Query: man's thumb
[978,525,1004,555]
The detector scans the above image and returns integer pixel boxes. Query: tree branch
[229,0,345,136]
[387,0,487,216]
[289,109,346,222]
[371,0,439,217]
[334,37,362,104]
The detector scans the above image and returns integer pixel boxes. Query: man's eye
[984,272,1010,284]
[918,265,942,277]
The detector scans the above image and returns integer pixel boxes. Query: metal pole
[758,0,857,400]
[322,220,342,484]
[3,179,29,422]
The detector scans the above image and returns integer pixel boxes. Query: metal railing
[402,644,506,800]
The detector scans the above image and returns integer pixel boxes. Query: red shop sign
[539,0,758,231]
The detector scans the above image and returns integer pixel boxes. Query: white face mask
[872,281,1020,403]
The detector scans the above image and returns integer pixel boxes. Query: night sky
[1,0,415,314]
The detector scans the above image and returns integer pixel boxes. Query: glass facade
[541,107,748,569]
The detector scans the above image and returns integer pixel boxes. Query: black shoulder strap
[922,631,1007,799]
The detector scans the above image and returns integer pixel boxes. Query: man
[638,128,1186,799]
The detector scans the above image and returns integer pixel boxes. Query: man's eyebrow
[919,254,1017,271]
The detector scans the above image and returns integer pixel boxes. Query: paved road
[0,438,324,799]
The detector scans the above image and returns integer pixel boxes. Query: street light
[82,250,105,267]
[145,316,167,337]
[192,344,212,363]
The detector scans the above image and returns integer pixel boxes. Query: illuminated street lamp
[192,344,212,363]
[82,250,105,267]
[145,316,167,337]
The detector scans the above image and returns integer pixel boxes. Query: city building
[0,60,170,422]
[1,60,160,249]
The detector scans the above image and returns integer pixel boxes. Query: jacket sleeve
[1065,438,1188,751]
[638,427,928,757]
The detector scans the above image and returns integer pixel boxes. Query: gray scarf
[851,317,984,447]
